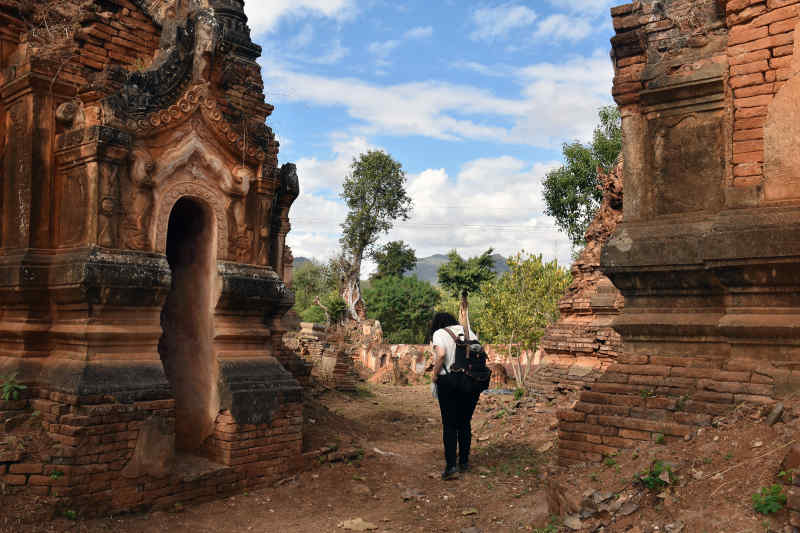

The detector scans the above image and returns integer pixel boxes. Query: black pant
[436,374,481,468]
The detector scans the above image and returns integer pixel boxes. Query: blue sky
[243,1,617,272]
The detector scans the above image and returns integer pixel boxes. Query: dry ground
[2,384,799,532]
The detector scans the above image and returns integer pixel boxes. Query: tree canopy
[293,260,336,312]
[542,105,622,248]
[371,240,417,280]
[480,252,571,351]
[339,150,413,320]
[437,249,496,299]
[364,276,441,344]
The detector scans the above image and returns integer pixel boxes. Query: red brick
[752,4,799,26]
[735,82,776,97]
[596,415,691,437]
[9,463,42,475]
[773,43,794,56]
[590,383,641,395]
[602,436,638,449]
[735,93,775,107]
[733,127,764,141]
[617,353,649,364]
[559,422,618,436]
[698,379,772,395]
[607,364,671,376]
[732,59,771,76]
[729,24,770,45]
[674,412,713,426]
[557,409,586,422]
[619,428,650,441]
[771,54,794,68]
[732,150,764,163]
[734,393,775,404]
[728,32,793,55]
[573,402,631,417]
[617,55,645,68]
[737,116,768,129]
[559,440,618,457]
[2,474,27,486]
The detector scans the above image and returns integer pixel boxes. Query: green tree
[292,260,336,313]
[437,249,496,328]
[481,252,571,389]
[364,276,441,344]
[339,151,413,321]
[300,292,347,325]
[371,241,417,280]
[543,105,622,248]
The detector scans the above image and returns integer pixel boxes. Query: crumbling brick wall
[557,0,800,466]
[536,159,624,399]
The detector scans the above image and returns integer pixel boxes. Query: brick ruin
[559,0,800,466]
[536,159,625,399]
[0,0,304,512]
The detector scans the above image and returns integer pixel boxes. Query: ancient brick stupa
[559,0,800,466]
[0,0,302,511]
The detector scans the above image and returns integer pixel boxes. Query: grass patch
[752,484,786,515]
[635,460,675,492]
[348,385,376,399]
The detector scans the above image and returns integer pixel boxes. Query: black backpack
[443,327,492,394]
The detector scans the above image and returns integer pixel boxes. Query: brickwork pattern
[558,354,777,465]
[0,389,302,514]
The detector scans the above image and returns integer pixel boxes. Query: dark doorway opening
[159,197,218,452]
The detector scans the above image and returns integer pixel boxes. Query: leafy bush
[364,276,440,344]
[1,372,26,401]
[752,484,786,515]
[636,460,674,492]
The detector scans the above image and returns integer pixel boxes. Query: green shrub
[1,372,26,401]
[752,484,786,515]
[636,460,674,492]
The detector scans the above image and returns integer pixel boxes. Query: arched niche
[158,195,221,452]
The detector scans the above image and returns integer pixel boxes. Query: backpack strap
[443,327,463,344]
[441,327,464,375]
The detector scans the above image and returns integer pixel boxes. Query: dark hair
[426,312,459,343]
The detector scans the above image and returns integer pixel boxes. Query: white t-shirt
[431,325,478,376]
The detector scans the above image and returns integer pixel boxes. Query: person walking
[427,312,482,480]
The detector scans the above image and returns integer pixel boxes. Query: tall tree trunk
[313,296,330,326]
[459,289,471,338]
[342,256,366,322]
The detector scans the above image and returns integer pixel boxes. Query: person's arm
[431,345,446,382]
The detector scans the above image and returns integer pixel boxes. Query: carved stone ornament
[126,84,270,166]
[55,101,86,130]
[122,149,156,251]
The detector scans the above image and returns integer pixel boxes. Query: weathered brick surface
[0,389,303,515]
[557,0,788,465]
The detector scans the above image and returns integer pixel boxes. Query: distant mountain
[293,254,509,285]
[408,253,509,285]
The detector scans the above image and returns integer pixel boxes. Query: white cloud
[295,135,376,193]
[368,25,434,67]
[546,0,614,14]
[535,14,594,41]
[383,157,571,266]
[368,39,401,59]
[470,4,538,42]
[404,26,433,40]
[289,23,314,49]
[287,152,572,271]
[244,0,355,36]
[286,193,348,260]
[315,39,350,64]
[264,51,613,147]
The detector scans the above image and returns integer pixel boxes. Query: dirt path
[25,385,558,533]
